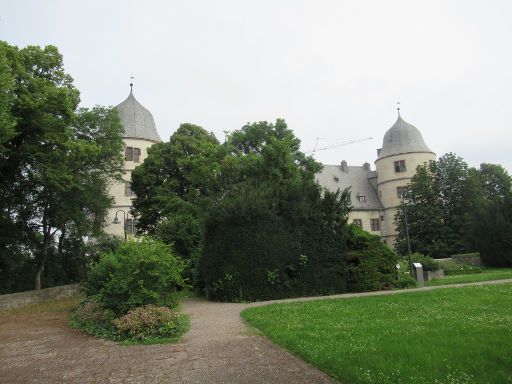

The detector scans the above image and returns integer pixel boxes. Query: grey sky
[2,0,511,172]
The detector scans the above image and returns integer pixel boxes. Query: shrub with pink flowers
[112,305,187,341]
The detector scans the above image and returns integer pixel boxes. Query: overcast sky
[1,0,511,172]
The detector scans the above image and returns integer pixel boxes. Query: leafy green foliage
[473,195,512,267]
[395,154,512,259]
[345,225,398,292]
[69,301,116,338]
[83,238,186,315]
[410,252,440,271]
[0,42,124,290]
[197,120,351,301]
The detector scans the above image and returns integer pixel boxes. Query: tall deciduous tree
[131,123,222,261]
[0,42,124,290]
[395,153,512,259]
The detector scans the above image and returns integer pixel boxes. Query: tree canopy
[0,41,124,291]
[395,153,512,262]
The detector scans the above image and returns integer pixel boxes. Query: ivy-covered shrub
[198,185,349,302]
[82,238,187,316]
[113,305,188,342]
[346,225,398,292]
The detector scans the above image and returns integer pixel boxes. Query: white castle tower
[316,113,435,248]
[104,86,161,238]
[375,115,436,245]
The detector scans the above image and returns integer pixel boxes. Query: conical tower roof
[377,116,433,159]
[115,91,161,142]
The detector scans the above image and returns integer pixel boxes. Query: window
[125,147,141,162]
[394,160,406,173]
[333,176,339,182]
[380,215,384,221]
[397,186,406,199]
[379,190,382,198]
[124,182,133,197]
[371,219,380,231]
[358,195,367,203]
[125,218,137,234]
[352,219,362,228]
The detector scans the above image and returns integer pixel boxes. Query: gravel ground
[0,298,334,384]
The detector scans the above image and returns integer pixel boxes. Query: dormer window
[333,176,339,182]
[394,160,406,173]
[358,195,366,203]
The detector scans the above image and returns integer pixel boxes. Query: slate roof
[316,164,383,210]
[115,92,161,142]
[377,116,433,159]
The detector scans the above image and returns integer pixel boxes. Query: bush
[198,185,349,302]
[83,238,187,315]
[411,253,440,271]
[346,225,398,292]
[473,195,512,267]
[113,305,188,341]
[70,301,116,338]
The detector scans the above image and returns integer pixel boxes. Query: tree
[197,120,351,301]
[395,153,480,257]
[0,42,124,290]
[471,163,512,266]
[131,123,222,262]
[395,153,512,259]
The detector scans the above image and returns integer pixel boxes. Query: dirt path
[0,298,333,384]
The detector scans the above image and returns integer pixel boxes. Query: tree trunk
[35,227,51,290]
[34,269,43,290]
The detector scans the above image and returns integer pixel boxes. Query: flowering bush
[113,305,187,341]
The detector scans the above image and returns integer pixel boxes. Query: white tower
[375,115,435,246]
[104,86,161,238]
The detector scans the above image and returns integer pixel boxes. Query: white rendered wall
[104,138,158,237]
[375,152,436,246]
[348,210,383,236]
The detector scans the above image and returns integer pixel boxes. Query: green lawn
[427,268,512,286]
[242,284,512,384]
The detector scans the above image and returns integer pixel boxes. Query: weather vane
[397,101,401,116]
[130,75,135,92]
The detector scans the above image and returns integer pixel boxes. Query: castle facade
[105,90,435,247]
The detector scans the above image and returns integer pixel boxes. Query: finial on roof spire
[397,101,401,117]
[130,75,135,93]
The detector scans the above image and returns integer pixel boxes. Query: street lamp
[402,196,413,275]
[113,209,127,241]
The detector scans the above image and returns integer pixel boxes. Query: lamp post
[402,196,413,275]
[112,209,127,241]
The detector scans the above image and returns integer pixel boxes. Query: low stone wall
[451,253,482,266]
[0,284,81,310]
[426,269,445,281]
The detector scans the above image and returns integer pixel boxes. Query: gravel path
[0,298,333,384]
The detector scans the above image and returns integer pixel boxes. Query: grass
[242,284,512,384]
[0,295,83,321]
[427,268,512,286]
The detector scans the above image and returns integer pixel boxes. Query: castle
[315,116,436,246]
[105,89,436,247]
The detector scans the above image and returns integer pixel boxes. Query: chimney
[363,162,370,171]
[377,148,382,156]
[340,160,348,173]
